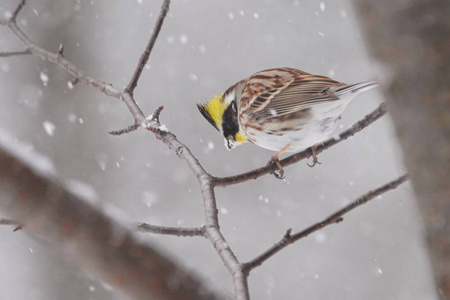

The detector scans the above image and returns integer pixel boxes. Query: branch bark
[137,223,206,237]
[214,103,387,187]
[125,0,170,94]
[243,174,409,272]
[0,49,31,57]
[1,1,247,298]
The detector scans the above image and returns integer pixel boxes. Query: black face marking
[222,100,240,140]
[197,104,219,131]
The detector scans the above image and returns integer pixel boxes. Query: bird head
[197,93,247,150]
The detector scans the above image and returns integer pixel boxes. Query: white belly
[242,101,350,152]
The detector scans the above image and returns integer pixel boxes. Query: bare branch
[137,223,206,237]
[214,102,388,187]
[2,218,206,237]
[109,123,140,136]
[141,112,249,298]
[141,105,164,127]
[151,105,164,123]
[1,8,148,126]
[0,218,18,226]
[1,20,122,99]
[243,174,409,272]
[125,0,171,94]
[0,218,22,231]
[0,3,248,298]
[0,49,31,57]
[11,0,26,22]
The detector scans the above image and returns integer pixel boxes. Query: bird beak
[225,137,235,150]
[226,139,233,150]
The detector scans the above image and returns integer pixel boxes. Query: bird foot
[268,158,285,179]
[307,144,321,167]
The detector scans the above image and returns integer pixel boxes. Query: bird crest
[197,94,226,131]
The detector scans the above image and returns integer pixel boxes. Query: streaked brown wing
[246,74,345,119]
[238,68,309,113]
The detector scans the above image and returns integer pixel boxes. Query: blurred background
[0,0,438,299]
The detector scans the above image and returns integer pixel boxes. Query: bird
[197,67,377,178]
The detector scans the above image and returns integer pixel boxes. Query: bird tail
[335,81,378,96]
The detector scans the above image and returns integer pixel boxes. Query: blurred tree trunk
[0,146,222,300]
[352,0,450,298]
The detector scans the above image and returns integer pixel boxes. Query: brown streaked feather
[261,75,344,116]
[238,68,310,111]
[242,71,346,120]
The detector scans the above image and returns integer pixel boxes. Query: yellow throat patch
[235,131,247,143]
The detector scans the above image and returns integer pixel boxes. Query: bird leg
[307,144,322,167]
[268,144,290,179]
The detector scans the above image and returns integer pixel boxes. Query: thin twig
[2,3,249,298]
[151,105,164,123]
[109,123,140,136]
[0,18,122,99]
[125,0,170,94]
[243,174,409,272]
[0,219,17,225]
[0,49,31,57]
[0,218,22,231]
[11,0,26,22]
[214,103,388,187]
[137,223,206,237]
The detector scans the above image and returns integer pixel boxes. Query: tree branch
[0,218,22,231]
[0,49,31,57]
[214,102,388,187]
[1,2,248,298]
[1,218,206,237]
[11,0,26,22]
[243,174,409,272]
[137,223,206,237]
[0,218,18,226]
[108,122,140,136]
[125,0,170,94]
[0,17,121,99]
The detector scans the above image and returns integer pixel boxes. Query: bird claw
[307,158,322,168]
[273,169,285,179]
[268,158,285,179]
[307,144,321,167]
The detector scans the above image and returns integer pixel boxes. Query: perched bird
[197,67,377,178]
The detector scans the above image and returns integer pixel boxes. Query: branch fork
[0,1,409,299]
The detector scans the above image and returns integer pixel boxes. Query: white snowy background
[0,1,438,299]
